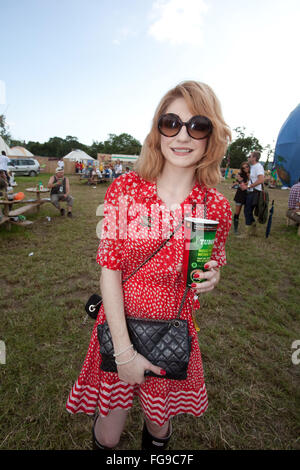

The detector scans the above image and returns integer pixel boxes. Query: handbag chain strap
[121,193,207,319]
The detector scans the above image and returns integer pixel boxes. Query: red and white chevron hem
[138,385,208,426]
[66,380,208,425]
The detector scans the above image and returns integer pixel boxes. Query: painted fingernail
[193,273,200,279]
[204,264,210,269]
[160,369,166,375]
[191,283,197,288]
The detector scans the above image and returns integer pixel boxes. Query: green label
[182,221,217,286]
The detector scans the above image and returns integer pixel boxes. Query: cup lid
[185,217,219,225]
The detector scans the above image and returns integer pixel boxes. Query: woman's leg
[93,408,129,449]
[144,417,170,438]
[142,416,172,450]
[235,204,242,216]
[233,204,241,234]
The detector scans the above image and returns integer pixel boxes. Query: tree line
[1,114,273,168]
[0,115,142,159]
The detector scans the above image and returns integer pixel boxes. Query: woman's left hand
[176,260,220,294]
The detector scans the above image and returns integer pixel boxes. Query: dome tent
[9,146,34,157]
[63,149,94,163]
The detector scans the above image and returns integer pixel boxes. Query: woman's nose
[176,124,190,140]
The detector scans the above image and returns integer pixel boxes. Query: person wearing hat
[47,167,73,217]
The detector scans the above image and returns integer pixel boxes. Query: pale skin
[234,164,250,216]
[95,97,221,448]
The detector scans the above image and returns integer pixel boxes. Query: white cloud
[113,26,137,46]
[148,0,209,46]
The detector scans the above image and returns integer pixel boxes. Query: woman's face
[242,164,250,173]
[160,97,208,171]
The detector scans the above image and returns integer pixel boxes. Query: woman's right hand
[239,182,248,191]
[116,352,165,385]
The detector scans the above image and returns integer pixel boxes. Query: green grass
[0,175,299,450]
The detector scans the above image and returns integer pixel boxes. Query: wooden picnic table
[79,175,111,184]
[0,188,51,230]
[0,199,35,229]
[25,187,51,211]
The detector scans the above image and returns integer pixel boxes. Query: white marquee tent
[0,136,11,155]
[0,137,34,158]
[63,149,94,162]
[9,146,34,157]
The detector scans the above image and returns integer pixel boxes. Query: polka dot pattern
[66,172,232,424]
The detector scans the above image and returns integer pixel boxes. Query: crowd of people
[74,159,131,185]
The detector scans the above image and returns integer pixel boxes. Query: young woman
[232,162,250,234]
[66,81,232,450]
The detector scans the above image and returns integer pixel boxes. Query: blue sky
[1,0,300,159]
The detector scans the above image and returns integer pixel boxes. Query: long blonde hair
[135,81,231,187]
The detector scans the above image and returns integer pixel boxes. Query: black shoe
[60,208,65,216]
[141,421,172,450]
[233,217,239,235]
[67,211,72,218]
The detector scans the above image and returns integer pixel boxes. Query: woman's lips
[171,148,193,156]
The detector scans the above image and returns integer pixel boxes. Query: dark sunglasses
[158,113,213,140]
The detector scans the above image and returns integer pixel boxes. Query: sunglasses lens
[188,116,212,139]
[158,114,181,137]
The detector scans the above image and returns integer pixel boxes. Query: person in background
[242,151,264,236]
[232,162,250,235]
[0,169,8,196]
[57,158,64,170]
[96,167,102,179]
[104,165,113,180]
[287,177,300,219]
[114,159,123,179]
[66,80,232,451]
[0,151,10,185]
[88,165,98,185]
[47,167,73,217]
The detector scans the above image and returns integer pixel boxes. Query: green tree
[263,143,275,170]
[224,127,263,169]
[5,127,142,159]
[102,133,142,155]
[0,114,11,145]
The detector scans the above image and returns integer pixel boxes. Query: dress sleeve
[96,179,126,270]
[210,197,232,267]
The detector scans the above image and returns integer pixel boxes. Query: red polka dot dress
[66,172,232,425]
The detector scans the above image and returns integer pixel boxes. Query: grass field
[0,173,299,450]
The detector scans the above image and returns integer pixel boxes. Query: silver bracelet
[115,350,137,366]
[113,343,134,358]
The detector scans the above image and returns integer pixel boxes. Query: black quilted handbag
[92,200,202,380]
[97,287,192,380]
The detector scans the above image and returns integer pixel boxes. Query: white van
[8,158,40,176]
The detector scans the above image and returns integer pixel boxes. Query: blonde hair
[135,81,231,187]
